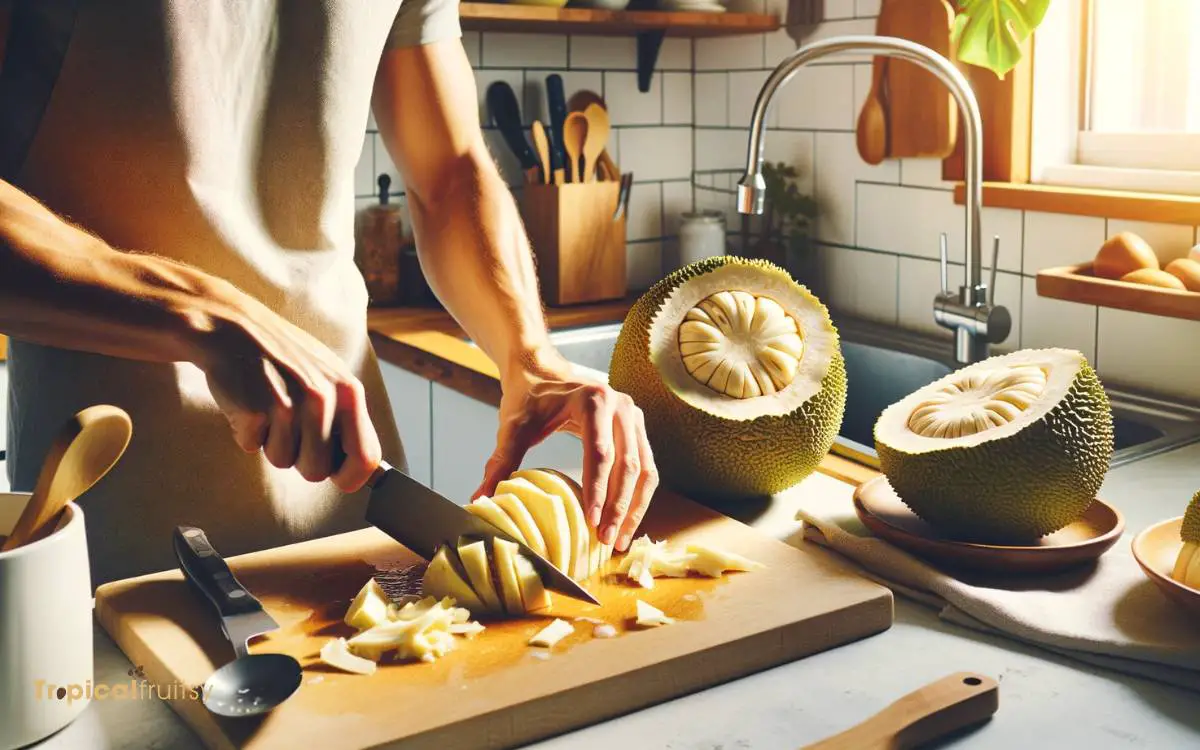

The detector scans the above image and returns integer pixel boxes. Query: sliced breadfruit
[683,542,766,578]
[528,618,574,647]
[544,469,614,578]
[466,496,527,543]
[456,538,504,615]
[320,637,378,675]
[512,549,552,612]
[344,578,391,631]
[422,545,485,613]
[492,492,549,559]
[496,477,573,573]
[512,469,591,579]
[491,537,526,614]
[634,600,674,627]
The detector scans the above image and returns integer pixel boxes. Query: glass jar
[678,210,728,268]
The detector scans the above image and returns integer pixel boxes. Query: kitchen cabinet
[378,361,432,486]
[430,382,583,503]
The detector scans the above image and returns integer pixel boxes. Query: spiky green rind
[875,357,1114,544]
[608,256,847,502]
[1182,491,1200,544]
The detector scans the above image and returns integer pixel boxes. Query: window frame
[1033,0,1200,196]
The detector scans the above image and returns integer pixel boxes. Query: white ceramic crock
[0,494,93,750]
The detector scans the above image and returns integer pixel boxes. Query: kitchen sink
[548,317,1200,469]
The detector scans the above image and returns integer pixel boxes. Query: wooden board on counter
[1037,263,1200,321]
[875,0,957,159]
[96,488,892,750]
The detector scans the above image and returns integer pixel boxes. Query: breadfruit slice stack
[421,468,609,616]
[608,256,847,501]
[874,348,1114,543]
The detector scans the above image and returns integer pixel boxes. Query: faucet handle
[987,235,1000,306]
[938,232,949,294]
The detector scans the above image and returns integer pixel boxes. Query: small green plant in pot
[751,161,818,283]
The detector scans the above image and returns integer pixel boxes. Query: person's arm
[0,178,380,489]
[372,39,659,551]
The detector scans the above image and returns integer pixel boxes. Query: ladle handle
[174,525,265,620]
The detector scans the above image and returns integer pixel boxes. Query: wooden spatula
[801,672,999,749]
[0,404,132,551]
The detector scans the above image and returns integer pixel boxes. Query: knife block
[520,181,627,306]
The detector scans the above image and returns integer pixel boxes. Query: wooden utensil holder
[520,181,626,306]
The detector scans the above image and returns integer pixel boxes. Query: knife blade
[366,462,600,605]
[545,74,569,176]
[173,526,280,658]
[485,81,538,174]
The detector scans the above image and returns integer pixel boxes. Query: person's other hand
[474,354,658,552]
[196,290,381,492]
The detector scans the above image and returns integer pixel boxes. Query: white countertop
[35,443,1200,750]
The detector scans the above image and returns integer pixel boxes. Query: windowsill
[952,182,1200,225]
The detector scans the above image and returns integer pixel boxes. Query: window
[1033,0,1200,195]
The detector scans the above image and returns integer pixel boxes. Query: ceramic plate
[1131,516,1200,619]
[853,475,1124,575]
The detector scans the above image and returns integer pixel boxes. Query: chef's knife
[173,526,281,657]
[366,461,600,605]
[545,74,569,175]
[485,81,539,181]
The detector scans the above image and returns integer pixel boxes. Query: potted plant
[749,161,819,283]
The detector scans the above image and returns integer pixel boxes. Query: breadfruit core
[609,256,847,501]
[874,348,1113,543]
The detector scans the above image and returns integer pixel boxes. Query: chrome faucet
[736,35,1011,365]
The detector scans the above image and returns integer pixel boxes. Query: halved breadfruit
[874,348,1114,543]
[608,256,847,501]
[1172,491,1200,589]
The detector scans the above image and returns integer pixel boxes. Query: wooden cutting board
[877,0,957,159]
[95,487,892,750]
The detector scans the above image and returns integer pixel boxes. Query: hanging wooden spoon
[562,111,588,183]
[857,56,889,165]
[0,404,132,551]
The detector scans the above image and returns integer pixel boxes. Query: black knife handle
[174,525,264,619]
[545,74,569,169]
[486,81,537,170]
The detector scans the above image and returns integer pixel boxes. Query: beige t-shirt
[4,1,461,585]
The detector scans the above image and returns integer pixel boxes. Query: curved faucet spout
[737,35,1001,364]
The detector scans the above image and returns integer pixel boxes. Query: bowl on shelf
[1132,516,1200,618]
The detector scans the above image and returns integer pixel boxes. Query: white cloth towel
[793,480,1200,692]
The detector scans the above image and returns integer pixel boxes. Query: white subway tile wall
[684,0,1198,400]
[349,1,1197,402]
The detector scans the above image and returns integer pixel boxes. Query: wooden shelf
[1037,263,1200,322]
[459,3,780,91]
[459,3,781,37]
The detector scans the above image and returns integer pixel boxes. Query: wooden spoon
[0,404,132,551]
[568,91,620,180]
[857,57,889,165]
[581,104,610,185]
[562,112,588,183]
[530,120,551,185]
[801,672,999,749]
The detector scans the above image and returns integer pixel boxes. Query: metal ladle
[173,526,302,718]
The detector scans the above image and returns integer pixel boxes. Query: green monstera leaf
[952,0,1051,79]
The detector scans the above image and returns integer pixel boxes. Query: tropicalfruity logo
[34,665,203,704]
